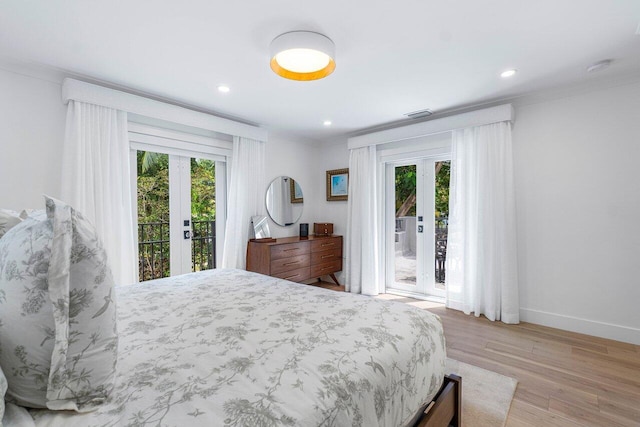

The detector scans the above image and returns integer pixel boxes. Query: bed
[15,268,458,427]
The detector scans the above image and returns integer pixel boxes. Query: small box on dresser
[313,223,333,236]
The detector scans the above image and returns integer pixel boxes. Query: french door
[385,157,450,299]
[134,150,226,281]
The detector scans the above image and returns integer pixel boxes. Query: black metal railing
[138,220,216,282]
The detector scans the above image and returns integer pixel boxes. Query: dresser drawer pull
[284,274,300,280]
[321,243,335,247]
[283,261,299,266]
[321,254,333,259]
[320,266,332,271]
[284,248,301,252]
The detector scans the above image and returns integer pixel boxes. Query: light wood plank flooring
[311,282,640,427]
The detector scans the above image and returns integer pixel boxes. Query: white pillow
[0,196,118,412]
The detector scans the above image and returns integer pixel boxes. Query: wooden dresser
[246,235,343,285]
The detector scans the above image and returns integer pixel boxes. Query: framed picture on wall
[290,178,303,203]
[326,168,349,201]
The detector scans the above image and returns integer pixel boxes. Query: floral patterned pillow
[0,196,118,412]
[0,364,6,421]
[0,209,23,239]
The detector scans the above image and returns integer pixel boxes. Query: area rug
[445,358,517,427]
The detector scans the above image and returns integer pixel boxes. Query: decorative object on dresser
[250,215,273,241]
[326,168,349,201]
[314,222,333,236]
[247,235,343,285]
[299,223,309,238]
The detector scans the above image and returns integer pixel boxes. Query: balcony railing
[138,220,216,282]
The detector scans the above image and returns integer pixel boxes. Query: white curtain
[445,121,519,323]
[61,101,136,285]
[221,136,266,269]
[345,145,380,295]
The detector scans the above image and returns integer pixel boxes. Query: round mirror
[265,176,304,226]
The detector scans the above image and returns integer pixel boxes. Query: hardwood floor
[315,283,640,426]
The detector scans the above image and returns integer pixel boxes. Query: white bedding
[29,269,446,427]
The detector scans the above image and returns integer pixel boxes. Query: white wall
[264,132,319,238]
[0,67,66,209]
[513,82,640,344]
[314,139,350,237]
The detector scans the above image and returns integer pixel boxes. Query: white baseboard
[520,308,640,345]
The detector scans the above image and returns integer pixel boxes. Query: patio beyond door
[386,158,450,299]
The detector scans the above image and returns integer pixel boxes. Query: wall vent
[404,109,433,119]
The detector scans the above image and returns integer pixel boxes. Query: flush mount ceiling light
[323,120,332,126]
[217,85,230,93]
[270,31,336,81]
[500,69,517,78]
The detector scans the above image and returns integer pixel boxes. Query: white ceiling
[1,0,639,141]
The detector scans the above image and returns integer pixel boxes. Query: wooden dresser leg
[329,273,341,286]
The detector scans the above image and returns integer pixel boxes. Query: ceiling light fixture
[270,31,336,81]
[323,120,332,126]
[586,59,613,73]
[500,69,517,78]
[217,85,230,93]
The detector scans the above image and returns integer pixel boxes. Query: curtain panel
[61,101,137,285]
[221,136,266,269]
[345,145,380,295]
[445,121,519,323]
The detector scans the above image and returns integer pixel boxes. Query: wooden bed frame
[414,374,462,427]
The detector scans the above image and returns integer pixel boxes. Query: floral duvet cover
[31,269,446,427]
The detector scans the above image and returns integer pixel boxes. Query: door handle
[184,230,191,239]
[417,225,423,233]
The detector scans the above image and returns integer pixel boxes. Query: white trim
[520,307,640,345]
[215,160,227,267]
[129,122,232,149]
[348,104,513,149]
[62,78,268,141]
[129,136,229,162]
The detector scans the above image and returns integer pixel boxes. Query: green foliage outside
[395,165,417,216]
[435,161,450,218]
[394,161,450,218]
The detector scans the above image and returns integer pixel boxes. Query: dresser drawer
[310,249,342,265]
[272,266,311,282]
[310,237,341,253]
[270,254,310,274]
[310,259,342,278]
[270,242,309,260]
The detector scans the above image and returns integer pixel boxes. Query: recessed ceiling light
[323,120,332,126]
[500,69,517,78]
[586,59,613,73]
[217,85,230,93]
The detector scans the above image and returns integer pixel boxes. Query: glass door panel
[190,157,216,272]
[434,161,450,290]
[394,164,418,286]
[136,151,171,281]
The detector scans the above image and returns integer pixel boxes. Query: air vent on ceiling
[404,109,433,119]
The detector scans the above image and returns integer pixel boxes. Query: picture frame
[326,168,349,201]
[290,178,303,204]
